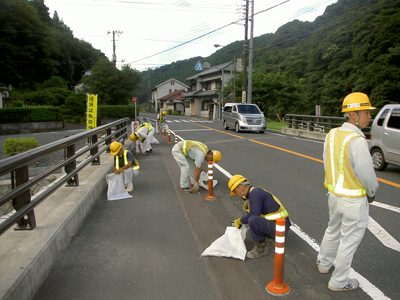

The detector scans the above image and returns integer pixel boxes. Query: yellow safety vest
[243,187,289,221]
[324,128,366,198]
[135,123,153,142]
[158,115,165,122]
[181,140,208,158]
[115,150,140,170]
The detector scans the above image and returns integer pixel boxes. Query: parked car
[370,104,400,171]
[223,103,266,133]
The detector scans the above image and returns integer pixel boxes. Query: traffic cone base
[266,281,290,295]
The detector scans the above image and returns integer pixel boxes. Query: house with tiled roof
[183,61,234,119]
[159,89,186,115]
[150,78,189,113]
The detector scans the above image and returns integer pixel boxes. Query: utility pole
[107,30,122,67]
[248,0,254,104]
[242,0,249,104]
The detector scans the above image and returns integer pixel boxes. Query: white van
[223,103,266,133]
[370,104,400,171]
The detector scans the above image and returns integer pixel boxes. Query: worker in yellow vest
[172,140,221,193]
[157,111,167,133]
[129,122,155,155]
[110,141,139,192]
[228,175,291,259]
[316,92,379,292]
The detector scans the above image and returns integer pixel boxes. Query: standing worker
[172,140,221,193]
[316,92,379,292]
[228,175,291,259]
[129,122,155,155]
[157,111,167,134]
[110,141,140,192]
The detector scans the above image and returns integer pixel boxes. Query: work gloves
[367,195,375,203]
[232,218,242,229]
[191,182,200,194]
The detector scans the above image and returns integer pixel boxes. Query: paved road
[31,114,400,299]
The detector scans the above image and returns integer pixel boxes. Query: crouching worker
[228,175,291,259]
[172,140,221,194]
[130,122,155,155]
[110,141,139,192]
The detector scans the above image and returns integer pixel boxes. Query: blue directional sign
[195,61,204,71]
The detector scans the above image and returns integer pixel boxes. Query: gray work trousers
[317,193,369,288]
[171,143,195,189]
[121,168,139,185]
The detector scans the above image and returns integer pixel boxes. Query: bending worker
[228,175,291,259]
[129,122,155,155]
[316,92,379,292]
[172,140,221,194]
[157,111,167,133]
[110,141,139,192]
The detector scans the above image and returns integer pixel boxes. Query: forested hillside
[0,0,105,90]
[1,0,399,117]
[140,0,400,116]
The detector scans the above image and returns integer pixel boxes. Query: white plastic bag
[106,173,132,201]
[199,171,217,190]
[201,226,248,261]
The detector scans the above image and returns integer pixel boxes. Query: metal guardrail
[0,118,130,236]
[284,114,372,137]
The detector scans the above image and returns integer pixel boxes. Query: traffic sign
[132,97,137,104]
[195,61,203,71]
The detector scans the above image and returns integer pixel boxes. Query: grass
[266,119,288,131]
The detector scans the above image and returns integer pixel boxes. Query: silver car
[370,104,400,171]
[223,103,266,133]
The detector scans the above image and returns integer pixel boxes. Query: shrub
[167,109,173,115]
[10,100,24,107]
[3,138,41,156]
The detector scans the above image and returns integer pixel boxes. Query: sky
[44,0,339,72]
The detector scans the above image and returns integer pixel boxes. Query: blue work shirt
[240,186,281,224]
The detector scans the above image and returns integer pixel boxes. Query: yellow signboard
[86,94,98,130]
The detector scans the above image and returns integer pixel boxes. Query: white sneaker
[126,184,134,192]
[328,279,359,291]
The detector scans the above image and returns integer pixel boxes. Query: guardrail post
[65,144,79,186]
[266,218,290,295]
[106,128,112,153]
[13,166,36,230]
[91,134,100,165]
[204,161,216,200]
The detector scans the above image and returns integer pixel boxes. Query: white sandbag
[149,135,159,144]
[199,171,217,190]
[201,226,248,261]
[106,173,132,201]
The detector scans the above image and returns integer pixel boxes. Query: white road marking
[370,201,400,213]
[368,216,400,252]
[293,137,324,144]
[291,223,390,300]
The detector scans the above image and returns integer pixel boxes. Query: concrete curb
[0,141,133,300]
[281,127,327,141]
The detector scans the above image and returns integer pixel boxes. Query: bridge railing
[0,118,130,236]
[284,114,372,137]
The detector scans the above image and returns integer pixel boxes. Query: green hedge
[0,106,63,123]
[3,138,41,156]
[97,105,138,119]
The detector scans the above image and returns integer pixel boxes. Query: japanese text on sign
[86,94,98,130]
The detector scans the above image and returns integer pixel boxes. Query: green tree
[82,58,141,105]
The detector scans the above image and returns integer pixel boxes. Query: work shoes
[246,242,268,259]
[328,279,359,292]
[182,188,192,194]
[126,184,134,192]
[316,260,330,274]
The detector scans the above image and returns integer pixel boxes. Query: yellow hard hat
[341,92,376,113]
[228,175,247,195]
[162,111,167,116]
[212,150,221,163]
[129,133,137,141]
[110,141,122,155]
